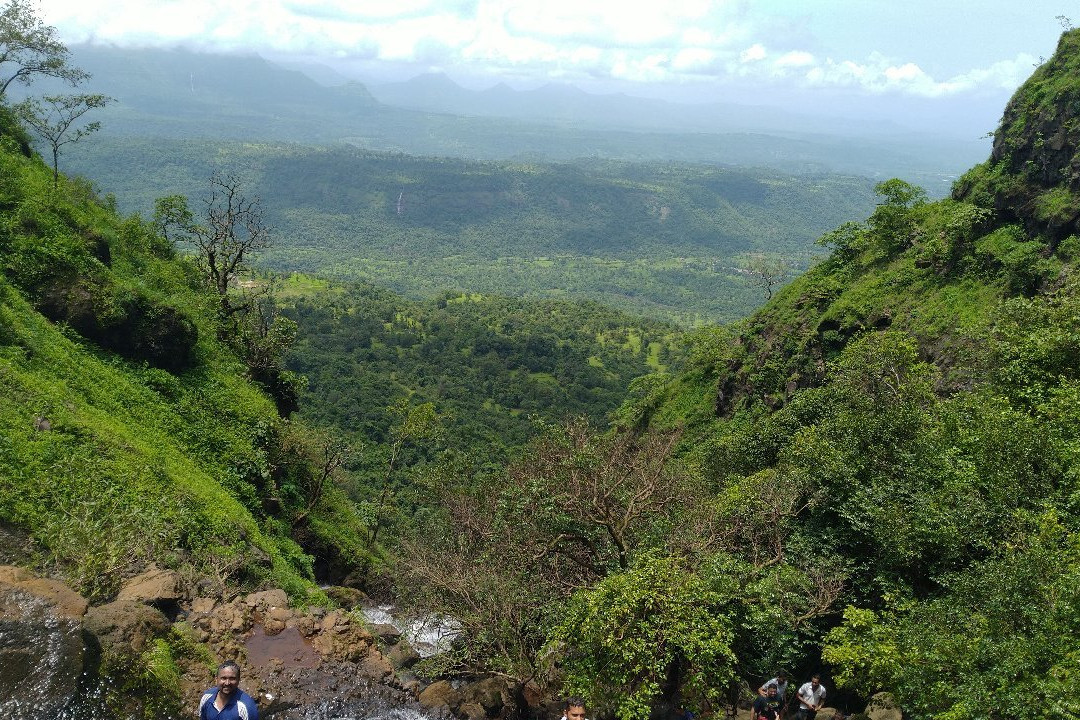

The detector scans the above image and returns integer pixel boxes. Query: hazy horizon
[40,1,1072,140]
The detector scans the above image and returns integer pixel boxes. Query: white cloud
[800,51,1040,97]
[740,43,766,62]
[774,50,814,68]
[36,0,1044,97]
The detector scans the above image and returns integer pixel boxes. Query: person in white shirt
[795,675,826,720]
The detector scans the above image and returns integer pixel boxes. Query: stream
[0,588,463,720]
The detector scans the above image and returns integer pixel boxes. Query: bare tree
[741,253,788,300]
[165,173,273,318]
[0,0,88,97]
[14,93,110,187]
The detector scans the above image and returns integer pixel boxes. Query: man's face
[810,678,820,690]
[566,704,586,720]
[217,667,240,698]
[767,687,777,698]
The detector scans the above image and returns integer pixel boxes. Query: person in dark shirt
[198,661,259,720]
[752,684,783,720]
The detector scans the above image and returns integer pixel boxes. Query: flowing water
[0,586,88,719]
[0,590,443,720]
[361,604,461,658]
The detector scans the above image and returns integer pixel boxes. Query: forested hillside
[284,282,679,467]
[394,28,1080,720]
[8,5,1080,720]
[67,139,877,324]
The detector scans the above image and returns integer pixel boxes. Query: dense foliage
[66,137,878,324]
[284,281,679,467]
[396,29,1080,720]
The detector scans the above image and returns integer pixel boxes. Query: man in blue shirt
[199,661,259,720]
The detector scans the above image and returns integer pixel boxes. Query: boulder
[117,566,182,606]
[460,675,513,715]
[245,588,289,612]
[459,701,487,720]
[419,680,463,711]
[866,692,903,720]
[263,605,293,634]
[371,622,403,643]
[83,599,170,654]
[388,640,420,669]
[359,649,395,682]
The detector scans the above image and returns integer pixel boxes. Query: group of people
[752,673,827,720]
[196,661,826,720]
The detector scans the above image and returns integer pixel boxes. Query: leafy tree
[14,93,110,187]
[0,0,88,97]
[868,178,928,253]
[824,513,1080,720]
[367,398,442,545]
[152,193,198,246]
[816,220,868,263]
[550,556,736,720]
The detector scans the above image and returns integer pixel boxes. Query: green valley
[67,138,878,324]
[5,4,1080,720]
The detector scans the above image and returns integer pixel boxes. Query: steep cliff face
[956,28,1080,245]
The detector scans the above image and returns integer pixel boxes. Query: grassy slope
[0,114,346,602]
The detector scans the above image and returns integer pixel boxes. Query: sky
[37,0,1075,134]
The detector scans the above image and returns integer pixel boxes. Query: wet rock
[0,565,88,619]
[84,599,170,654]
[420,680,463,710]
[325,585,367,608]
[117,565,182,606]
[0,566,88,717]
[866,692,902,720]
[388,639,420,669]
[371,622,402,643]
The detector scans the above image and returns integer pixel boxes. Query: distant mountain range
[365,71,908,138]
[56,43,987,194]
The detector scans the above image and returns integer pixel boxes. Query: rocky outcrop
[955,28,1080,244]
[84,599,170,654]
[115,565,183,607]
[180,589,408,717]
